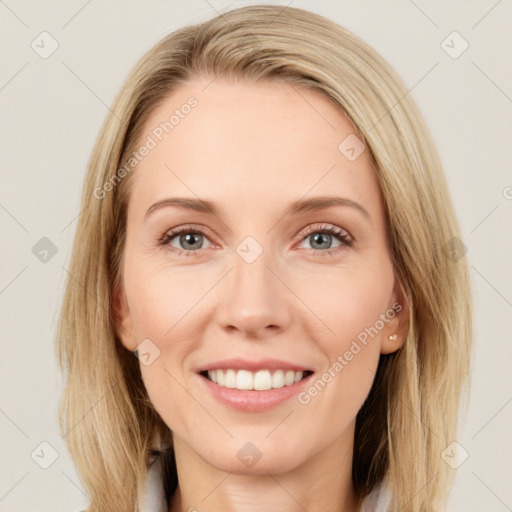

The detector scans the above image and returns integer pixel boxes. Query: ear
[380,276,410,355]
[112,283,136,351]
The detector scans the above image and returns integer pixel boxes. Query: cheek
[292,258,393,414]
[296,256,394,351]
[125,262,212,344]
[123,264,213,430]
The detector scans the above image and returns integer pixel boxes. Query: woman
[57,5,472,511]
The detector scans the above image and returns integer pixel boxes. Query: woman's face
[115,77,408,475]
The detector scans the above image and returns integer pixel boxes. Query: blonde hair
[56,5,472,511]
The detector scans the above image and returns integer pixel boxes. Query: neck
[169,430,360,512]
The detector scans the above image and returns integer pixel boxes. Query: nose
[215,248,293,339]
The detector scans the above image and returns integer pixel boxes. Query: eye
[158,223,354,258]
[297,223,353,256]
[159,225,212,256]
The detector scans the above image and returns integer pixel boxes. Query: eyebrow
[145,195,371,221]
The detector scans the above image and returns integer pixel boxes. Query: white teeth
[271,370,285,389]
[253,370,272,391]
[205,368,308,390]
[284,370,296,386]
[224,369,236,388]
[236,370,253,390]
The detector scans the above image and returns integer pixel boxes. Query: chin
[197,438,308,476]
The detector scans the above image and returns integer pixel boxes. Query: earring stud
[389,334,398,341]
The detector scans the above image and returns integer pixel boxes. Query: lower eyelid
[160,225,353,254]
[164,231,212,250]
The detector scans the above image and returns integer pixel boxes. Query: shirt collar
[138,453,168,512]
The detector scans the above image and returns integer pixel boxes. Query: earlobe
[380,278,410,355]
[112,284,135,351]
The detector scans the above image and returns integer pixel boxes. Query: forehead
[126,77,383,222]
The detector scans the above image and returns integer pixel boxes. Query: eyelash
[157,223,354,258]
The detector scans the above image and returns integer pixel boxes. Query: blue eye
[159,223,353,257]
[304,232,341,250]
[160,226,212,254]
[298,224,353,255]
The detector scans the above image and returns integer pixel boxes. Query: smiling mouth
[200,369,314,391]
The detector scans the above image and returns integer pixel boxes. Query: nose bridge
[216,237,292,336]
[234,241,272,298]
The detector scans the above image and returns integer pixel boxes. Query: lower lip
[199,373,313,412]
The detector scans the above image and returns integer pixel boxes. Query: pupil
[312,233,331,249]
[181,233,202,249]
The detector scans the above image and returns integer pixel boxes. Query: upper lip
[196,358,313,373]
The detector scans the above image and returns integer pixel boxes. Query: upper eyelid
[163,222,353,246]
[296,223,351,238]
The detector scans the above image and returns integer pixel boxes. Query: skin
[114,77,409,512]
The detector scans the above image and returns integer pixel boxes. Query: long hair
[56,5,472,511]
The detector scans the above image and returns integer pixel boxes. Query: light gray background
[1,1,511,511]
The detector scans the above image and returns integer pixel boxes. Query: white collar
[138,454,391,512]
[138,454,168,512]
